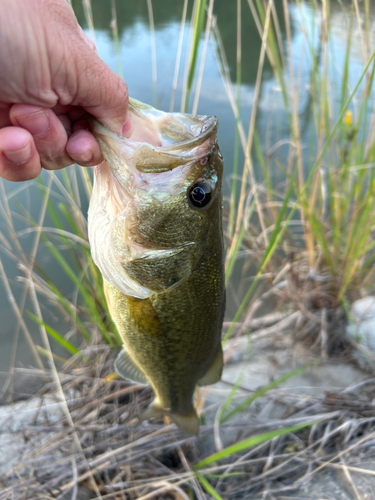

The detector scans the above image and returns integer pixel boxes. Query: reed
[219,0,375,352]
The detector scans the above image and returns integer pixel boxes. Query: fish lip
[158,115,218,153]
[88,114,218,160]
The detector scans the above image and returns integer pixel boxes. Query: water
[1,0,374,374]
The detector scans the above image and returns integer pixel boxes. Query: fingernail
[17,111,50,137]
[4,142,32,164]
[121,116,133,137]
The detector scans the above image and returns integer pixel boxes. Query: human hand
[0,0,132,182]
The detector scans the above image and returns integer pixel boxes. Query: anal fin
[115,349,149,385]
[197,344,223,387]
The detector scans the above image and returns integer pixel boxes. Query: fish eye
[188,183,211,208]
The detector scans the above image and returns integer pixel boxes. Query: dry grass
[1,331,375,500]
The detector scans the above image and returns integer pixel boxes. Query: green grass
[193,419,319,496]
[219,363,316,424]
[194,420,319,469]
[182,0,208,112]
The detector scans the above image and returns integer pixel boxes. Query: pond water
[0,0,374,374]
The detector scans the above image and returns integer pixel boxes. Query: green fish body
[88,99,225,434]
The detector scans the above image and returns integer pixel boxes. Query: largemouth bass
[88,99,225,435]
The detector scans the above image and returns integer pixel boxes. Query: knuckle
[41,156,72,170]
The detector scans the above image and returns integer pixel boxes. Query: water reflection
[72,0,288,86]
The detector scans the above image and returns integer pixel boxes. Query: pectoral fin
[125,244,195,292]
[197,344,223,387]
[115,349,149,385]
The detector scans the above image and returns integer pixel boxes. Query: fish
[87,98,225,435]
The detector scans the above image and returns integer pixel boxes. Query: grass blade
[183,0,207,112]
[27,312,80,356]
[195,420,319,469]
[195,472,225,500]
[221,363,316,423]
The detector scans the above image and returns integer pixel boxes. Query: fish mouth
[89,98,218,175]
[132,116,217,173]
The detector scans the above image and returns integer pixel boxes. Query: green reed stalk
[27,312,81,356]
[183,0,207,112]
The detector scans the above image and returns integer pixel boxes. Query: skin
[0,0,132,182]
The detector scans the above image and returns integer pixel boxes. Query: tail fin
[140,400,199,436]
[170,410,199,436]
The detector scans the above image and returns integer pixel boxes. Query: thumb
[68,34,132,137]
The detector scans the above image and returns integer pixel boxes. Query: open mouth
[89,100,218,175]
